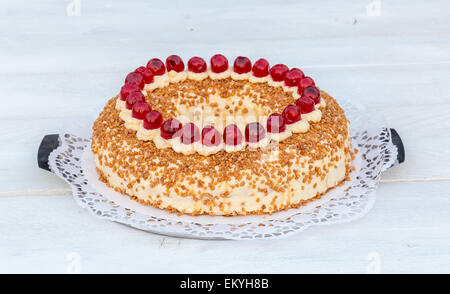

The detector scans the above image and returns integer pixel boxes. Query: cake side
[92,91,353,216]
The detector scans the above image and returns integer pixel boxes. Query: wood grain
[0,0,449,273]
[0,181,449,273]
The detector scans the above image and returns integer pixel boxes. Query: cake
[92,54,353,216]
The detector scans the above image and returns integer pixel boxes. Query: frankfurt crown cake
[92,54,354,216]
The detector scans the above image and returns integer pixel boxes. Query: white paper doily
[48,99,398,240]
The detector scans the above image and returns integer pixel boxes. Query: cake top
[113,55,325,156]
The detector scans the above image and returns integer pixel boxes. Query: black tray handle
[37,134,60,172]
[37,129,405,172]
[390,128,405,165]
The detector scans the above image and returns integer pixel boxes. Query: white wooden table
[1,0,449,273]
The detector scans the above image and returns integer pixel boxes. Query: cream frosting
[117,68,326,156]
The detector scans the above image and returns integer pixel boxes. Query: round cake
[92,55,353,216]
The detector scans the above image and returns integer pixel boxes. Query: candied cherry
[180,123,200,144]
[296,96,315,114]
[135,66,146,74]
[210,54,228,73]
[146,58,166,75]
[125,72,144,89]
[282,105,302,124]
[269,64,289,81]
[132,102,151,120]
[291,67,304,77]
[188,57,207,73]
[252,58,269,77]
[266,113,286,133]
[143,110,163,130]
[120,83,140,101]
[233,56,252,74]
[135,66,154,84]
[245,122,266,143]
[201,126,221,147]
[166,55,184,72]
[284,68,304,87]
[223,124,243,146]
[299,76,315,91]
[125,91,145,110]
[302,86,321,104]
[160,119,182,140]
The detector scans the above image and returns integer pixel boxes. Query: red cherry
[143,110,163,130]
[210,54,228,73]
[282,105,302,124]
[132,102,151,120]
[135,66,146,74]
[120,83,140,101]
[135,66,154,84]
[291,68,305,77]
[299,76,315,91]
[269,64,289,82]
[233,56,252,74]
[166,55,184,72]
[146,58,166,76]
[252,58,270,77]
[180,123,200,145]
[160,119,182,140]
[245,122,266,143]
[126,91,145,110]
[296,96,315,114]
[188,57,207,73]
[284,68,304,87]
[142,69,154,84]
[201,126,221,147]
[266,113,286,133]
[302,86,321,104]
[223,124,243,146]
[125,72,144,89]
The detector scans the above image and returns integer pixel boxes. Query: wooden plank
[0,180,449,273]
[1,0,450,74]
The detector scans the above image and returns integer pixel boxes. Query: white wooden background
[1,0,449,273]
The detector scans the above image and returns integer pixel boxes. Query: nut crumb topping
[146,78,295,118]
